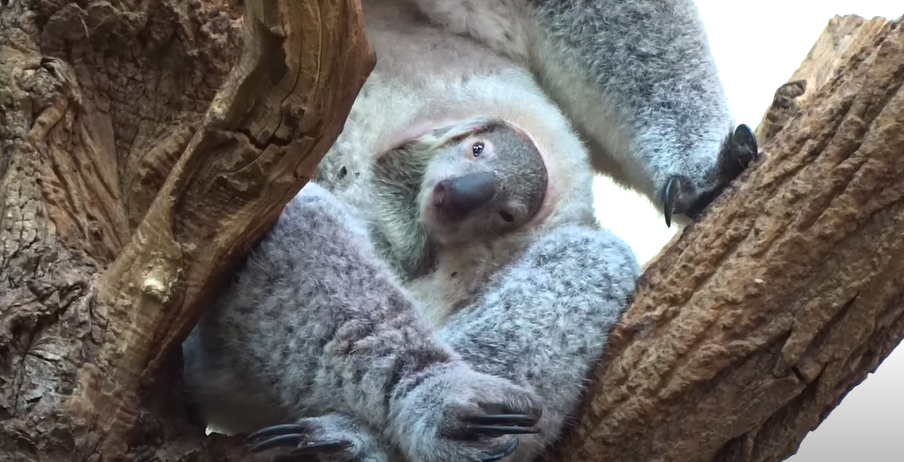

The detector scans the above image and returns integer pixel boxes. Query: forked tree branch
[548,14,904,462]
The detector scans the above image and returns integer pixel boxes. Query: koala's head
[373,117,549,275]
[414,118,548,245]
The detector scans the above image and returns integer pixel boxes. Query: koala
[371,117,550,323]
[306,0,757,327]
[182,182,639,462]
[182,0,760,461]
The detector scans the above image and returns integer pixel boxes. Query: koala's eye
[471,142,485,157]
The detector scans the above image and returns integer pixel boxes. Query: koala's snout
[433,172,496,220]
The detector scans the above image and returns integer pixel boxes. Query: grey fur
[413,0,757,223]
[373,117,548,279]
[183,183,638,461]
[183,1,755,461]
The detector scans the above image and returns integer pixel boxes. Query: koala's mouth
[422,193,527,247]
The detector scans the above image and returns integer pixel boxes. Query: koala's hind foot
[662,123,760,227]
[392,363,542,462]
[247,414,390,462]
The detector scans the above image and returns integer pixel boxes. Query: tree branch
[0,0,375,458]
[549,14,904,462]
[71,0,374,457]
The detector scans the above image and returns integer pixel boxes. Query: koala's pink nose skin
[434,172,496,220]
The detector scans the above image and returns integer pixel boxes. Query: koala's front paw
[393,364,542,462]
[246,414,389,462]
[662,123,759,227]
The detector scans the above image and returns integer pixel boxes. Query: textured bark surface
[0,1,373,461]
[549,14,904,462]
[755,15,893,145]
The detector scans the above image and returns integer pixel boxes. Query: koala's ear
[424,117,506,146]
[373,145,412,185]
[383,118,509,158]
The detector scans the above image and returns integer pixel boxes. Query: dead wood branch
[0,0,373,460]
[82,0,374,455]
[756,15,893,145]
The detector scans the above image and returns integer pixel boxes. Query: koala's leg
[528,0,758,227]
[183,182,543,462]
[438,225,641,461]
[412,0,758,226]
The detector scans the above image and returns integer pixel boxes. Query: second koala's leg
[438,225,641,461]
[183,183,544,462]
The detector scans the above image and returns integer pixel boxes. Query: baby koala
[372,117,549,279]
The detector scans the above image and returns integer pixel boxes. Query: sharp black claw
[662,176,681,228]
[250,435,348,455]
[733,123,758,159]
[479,438,520,462]
[246,424,310,443]
[249,434,307,453]
[461,413,541,437]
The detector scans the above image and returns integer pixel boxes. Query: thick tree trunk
[548,14,904,462]
[2,1,902,461]
[0,1,373,461]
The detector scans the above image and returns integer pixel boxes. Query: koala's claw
[461,413,542,436]
[661,123,759,227]
[662,176,683,228]
[731,124,759,164]
[477,438,521,462]
[249,436,347,455]
[246,421,380,462]
[395,365,542,462]
[247,424,350,455]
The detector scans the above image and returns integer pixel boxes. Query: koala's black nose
[434,172,496,220]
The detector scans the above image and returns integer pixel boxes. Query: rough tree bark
[0,1,373,461]
[1,2,901,462]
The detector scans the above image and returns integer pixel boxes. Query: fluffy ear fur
[373,145,436,277]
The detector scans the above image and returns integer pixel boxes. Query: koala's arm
[438,224,641,461]
[413,0,758,225]
[183,183,543,462]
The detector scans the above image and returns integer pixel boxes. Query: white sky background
[590,1,904,460]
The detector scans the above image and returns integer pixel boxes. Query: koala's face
[419,122,548,245]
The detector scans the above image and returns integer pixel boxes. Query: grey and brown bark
[548,14,904,462]
[0,0,373,461]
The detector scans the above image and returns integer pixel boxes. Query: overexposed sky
[591,1,903,460]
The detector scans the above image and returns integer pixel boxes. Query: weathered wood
[548,14,904,462]
[755,15,892,145]
[0,0,374,460]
